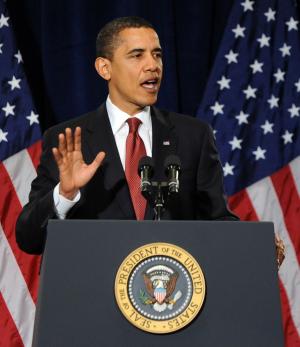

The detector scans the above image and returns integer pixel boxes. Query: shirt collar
[106,96,151,135]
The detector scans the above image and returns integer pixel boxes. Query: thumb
[90,151,106,172]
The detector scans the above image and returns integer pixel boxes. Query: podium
[33,220,284,347]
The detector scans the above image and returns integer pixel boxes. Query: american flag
[0,0,42,346]
[197,0,300,345]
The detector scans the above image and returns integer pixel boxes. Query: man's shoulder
[45,108,101,135]
[43,105,108,140]
[153,107,210,132]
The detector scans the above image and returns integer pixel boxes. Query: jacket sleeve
[15,129,59,254]
[196,123,238,220]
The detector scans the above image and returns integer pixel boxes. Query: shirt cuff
[53,183,81,219]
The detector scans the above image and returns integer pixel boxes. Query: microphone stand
[153,183,166,221]
[142,181,169,221]
[139,155,181,221]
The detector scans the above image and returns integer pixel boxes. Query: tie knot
[127,117,142,134]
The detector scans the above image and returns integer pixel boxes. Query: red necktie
[125,118,147,220]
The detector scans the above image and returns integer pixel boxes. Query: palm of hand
[59,150,94,191]
[52,127,105,199]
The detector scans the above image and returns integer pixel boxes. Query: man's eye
[132,54,142,58]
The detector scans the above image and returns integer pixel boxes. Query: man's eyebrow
[126,47,162,55]
[126,48,145,55]
[152,47,162,53]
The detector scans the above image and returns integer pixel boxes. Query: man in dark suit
[16,16,237,255]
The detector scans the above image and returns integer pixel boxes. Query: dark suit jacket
[16,104,236,254]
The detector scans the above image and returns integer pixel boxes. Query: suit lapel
[144,107,178,220]
[85,104,135,218]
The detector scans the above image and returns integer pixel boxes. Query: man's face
[103,27,163,115]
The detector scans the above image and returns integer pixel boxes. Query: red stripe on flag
[0,293,24,347]
[271,165,300,265]
[279,280,300,347]
[228,189,259,221]
[0,163,40,303]
[27,141,42,170]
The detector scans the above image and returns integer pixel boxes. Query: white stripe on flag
[247,177,300,336]
[3,149,37,207]
[0,223,36,347]
[289,156,300,196]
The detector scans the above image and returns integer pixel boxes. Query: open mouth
[141,78,159,91]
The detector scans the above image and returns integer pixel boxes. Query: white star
[217,76,231,90]
[250,60,263,74]
[288,104,300,118]
[229,136,243,150]
[223,162,235,176]
[273,68,285,83]
[14,50,23,64]
[264,8,276,22]
[257,34,271,48]
[286,17,298,31]
[7,75,21,91]
[0,129,8,143]
[241,0,254,12]
[243,85,257,99]
[253,146,266,160]
[279,43,291,57]
[282,130,293,144]
[232,24,246,38]
[0,43,3,54]
[267,94,279,109]
[2,102,15,117]
[0,14,9,28]
[235,111,250,125]
[261,120,274,134]
[294,78,300,92]
[26,111,39,125]
[210,101,224,116]
[225,50,238,64]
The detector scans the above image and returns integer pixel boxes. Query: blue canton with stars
[197,0,300,196]
[0,0,41,162]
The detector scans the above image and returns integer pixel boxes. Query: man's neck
[108,95,147,116]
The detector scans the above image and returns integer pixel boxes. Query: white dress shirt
[53,96,152,219]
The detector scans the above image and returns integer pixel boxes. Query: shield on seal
[154,287,166,304]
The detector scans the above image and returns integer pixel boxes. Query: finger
[74,127,81,152]
[58,133,67,155]
[90,151,106,172]
[65,127,74,152]
[52,147,63,166]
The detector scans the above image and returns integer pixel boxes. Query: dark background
[7,0,236,132]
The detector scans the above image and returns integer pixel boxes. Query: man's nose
[144,54,160,72]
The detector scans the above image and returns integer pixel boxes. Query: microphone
[138,156,154,195]
[164,155,181,194]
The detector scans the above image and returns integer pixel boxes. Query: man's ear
[95,57,111,81]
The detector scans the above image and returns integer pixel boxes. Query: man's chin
[138,94,158,107]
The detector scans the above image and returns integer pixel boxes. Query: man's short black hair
[96,16,155,60]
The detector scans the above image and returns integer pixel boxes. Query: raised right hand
[52,127,105,199]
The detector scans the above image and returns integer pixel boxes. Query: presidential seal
[114,243,205,334]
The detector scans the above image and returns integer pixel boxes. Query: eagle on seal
[143,265,178,306]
